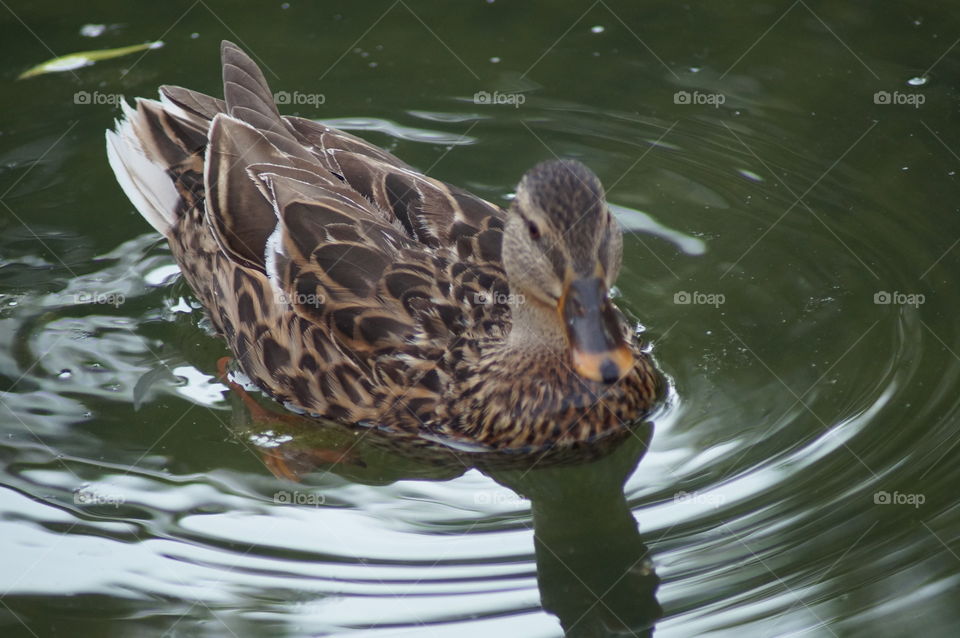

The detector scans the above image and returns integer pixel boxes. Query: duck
[106,41,662,450]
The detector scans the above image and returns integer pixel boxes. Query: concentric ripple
[3,59,960,638]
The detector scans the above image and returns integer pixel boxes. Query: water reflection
[491,431,660,637]
[226,378,660,637]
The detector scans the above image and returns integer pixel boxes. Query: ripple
[2,72,959,638]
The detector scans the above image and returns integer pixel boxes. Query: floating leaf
[18,41,163,79]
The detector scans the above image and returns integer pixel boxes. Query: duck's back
[107,41,511,428]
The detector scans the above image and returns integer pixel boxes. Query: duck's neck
[459,294,634,449]
[505,297,567,359]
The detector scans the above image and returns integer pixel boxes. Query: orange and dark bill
[560,277,634,384]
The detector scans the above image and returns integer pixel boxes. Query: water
[2,2,959,636]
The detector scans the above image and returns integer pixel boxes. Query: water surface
[2,2,959,636]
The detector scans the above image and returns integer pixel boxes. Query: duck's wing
[175,42,509,405]
[107,40,518,423]
[282,115,507,248]
[159,42,507,249]
[246,127,513,394]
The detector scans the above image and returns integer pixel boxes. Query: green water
[2,2,959,636]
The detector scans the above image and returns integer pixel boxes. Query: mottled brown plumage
[106,41,662,450]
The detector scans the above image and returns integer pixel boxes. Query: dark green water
[2,1,959,636]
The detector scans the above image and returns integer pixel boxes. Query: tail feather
[160,84,225,121]
[107,40,335,238]
[107,92,217,236]
[105,100,181,235]
[220,41,312,162]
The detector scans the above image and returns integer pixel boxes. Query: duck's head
[503,159,633,384]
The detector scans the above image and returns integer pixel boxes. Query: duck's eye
[528,221,541,240]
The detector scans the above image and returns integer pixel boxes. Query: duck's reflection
[489,427,660,637]
[226,384,660,636]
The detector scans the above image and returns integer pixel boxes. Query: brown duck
[106,41,662,450]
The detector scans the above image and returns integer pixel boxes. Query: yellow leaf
[18,41,163,79]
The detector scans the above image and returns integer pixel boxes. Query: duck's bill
[560,277,634,384]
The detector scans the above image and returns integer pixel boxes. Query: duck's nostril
[600,358,620,384]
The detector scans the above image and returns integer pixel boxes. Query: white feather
[264,222,287,301]
[104,99,180,234]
